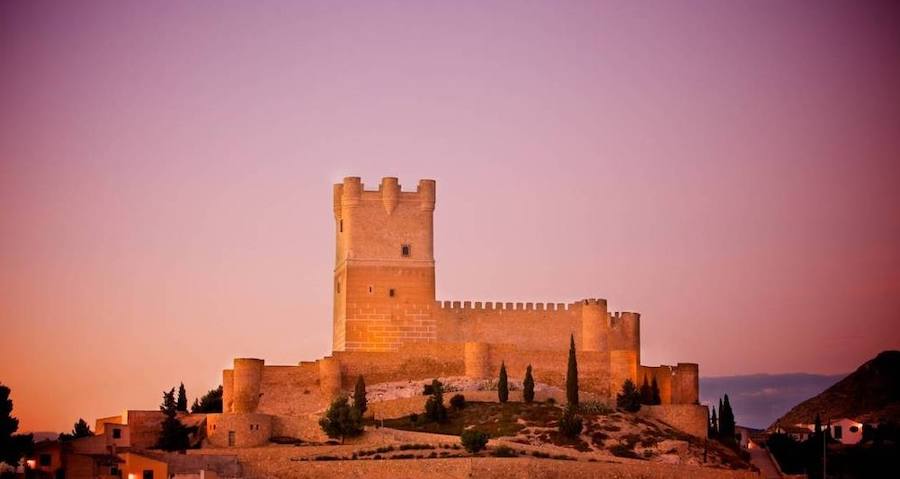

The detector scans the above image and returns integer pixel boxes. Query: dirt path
[748,444,781,478]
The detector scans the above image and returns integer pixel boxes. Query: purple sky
[2,0,899,432]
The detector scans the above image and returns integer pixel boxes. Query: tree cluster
[156,388,193,451]
[319,375,367,443]
[639,376,661,405]
[710,394,736,444]
[191,385,224,413]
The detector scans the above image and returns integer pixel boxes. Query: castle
[207,177,702,447]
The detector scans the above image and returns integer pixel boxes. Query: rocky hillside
[772,350,900,427]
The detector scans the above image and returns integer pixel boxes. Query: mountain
[771,350,900,428]
[701,373,845,429]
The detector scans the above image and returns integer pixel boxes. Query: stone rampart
[637,404,709,439]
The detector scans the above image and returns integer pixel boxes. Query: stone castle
[207,177,702,447]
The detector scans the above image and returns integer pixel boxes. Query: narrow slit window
[339,220,343,232]
[389,288,395,297]
[368,286,373,294]
[336,280,341,293]
[401,244,410,257]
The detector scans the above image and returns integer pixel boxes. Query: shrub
[460,430,490,453]
[577,401,612,416]
[546,397,557,405]
[532,450,551,458]
[408,413,419,424]
[616,379,642,412]
[558,405,584,438]
[450,394,466,410]
[353,375,367,416]
[491,445,517,457]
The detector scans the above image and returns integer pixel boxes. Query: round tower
[318,357,343,400]
[464,342,491,379]
[580,298,609,352]
[222,369,234,413]
[232,358,264,413]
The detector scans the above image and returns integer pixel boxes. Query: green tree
[157,388,192,451]
[566,334,579,406]
[191,386,223,413]
[0,384,33,469]
[616,379,641,412]
[353,375,367,416]
[558,404,584,437]
[176,383,188,413]
[424,379,448,423]
[640,376,652,404]
[522,364,535,403]
[498,362,509,403]
[650,377,661,405]
[460,430,489,453]
[318,395,363,444]
[59,418,94,441]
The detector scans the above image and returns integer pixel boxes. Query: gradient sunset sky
[2,1,899,433]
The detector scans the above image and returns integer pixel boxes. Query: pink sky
[1,1,899,432]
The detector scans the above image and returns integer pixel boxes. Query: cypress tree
[498,362,509,403]
[640,375,652,404]
[353,375,367,416]
[523,364,535,403]
[566,334,579,406]
[709,406,718,438]
[650,377,661,405]
[719,394,736,443]
[177,383,188,412]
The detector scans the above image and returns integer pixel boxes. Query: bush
[531,450,551,458]
[491,445,517,457]
[546,397,557,405]
[460,430,489,453]
[558,405,584,438]
[616,379,642,412]
[450,394,466,410]
[577,401,612,416]
[408,413,419,424]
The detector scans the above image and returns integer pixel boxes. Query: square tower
[332,177,437,351]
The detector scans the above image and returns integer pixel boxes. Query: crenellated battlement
[334,177,436,218]
[436,300,577,312]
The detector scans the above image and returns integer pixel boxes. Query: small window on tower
[389,288,395,297]
[339,220,343,232]
[368,286,373,294]
[336,280,341,293]
[401,244,410,257]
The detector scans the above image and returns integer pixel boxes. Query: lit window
[401,244,410,257]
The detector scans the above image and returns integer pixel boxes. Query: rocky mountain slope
[771,350,900,427]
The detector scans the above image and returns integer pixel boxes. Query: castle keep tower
[332,177,437,351]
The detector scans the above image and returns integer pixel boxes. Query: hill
[771,350,900,428]
[701,372,845,429]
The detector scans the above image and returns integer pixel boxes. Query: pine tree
[0,384,33,468]
[60,418,94,441]
[157,388,191,451]
[523,365,535,403]
[650,377,661,405]
[498,362,509,403]
[190,386,223,413]
[566,334,579,406]
[353,375,367,416]
[640,375,652,404]
[616,379,642,412]
[177,383,188,413]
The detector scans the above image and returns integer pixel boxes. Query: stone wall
[206,413,272,448]
[637,404,709,439]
